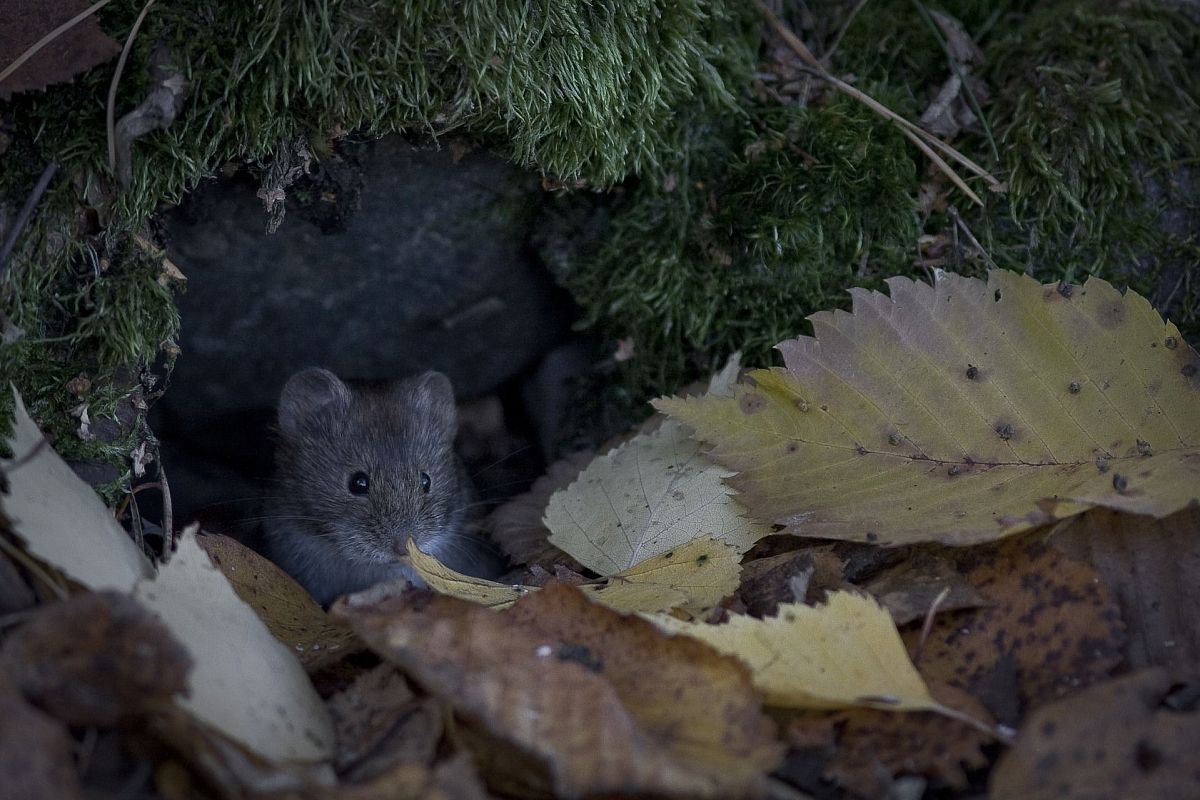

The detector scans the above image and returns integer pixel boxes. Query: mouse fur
[261,367,502,605]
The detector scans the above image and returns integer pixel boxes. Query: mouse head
[273,367,467,565]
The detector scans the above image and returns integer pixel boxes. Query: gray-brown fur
[262,367,501,605]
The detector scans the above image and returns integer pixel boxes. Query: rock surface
[154,137,574,522]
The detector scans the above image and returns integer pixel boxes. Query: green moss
[972,0,1200,327]
[1,0,758,469]
[553,95,926,397]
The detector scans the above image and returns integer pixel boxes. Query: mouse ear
[410,370,457,439]
[278,367,350,436]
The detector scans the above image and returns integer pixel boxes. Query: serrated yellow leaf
[544,418,772,574]
[408,536,740,615]
[653,591,939,712]
[657,270,1200,545]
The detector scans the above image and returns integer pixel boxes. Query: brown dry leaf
[1050,505,1200,683]
[0,0,121,99]
[863,550,989,626]
[148,705,335,797]
[264,753,494,800]
[0,591,190,726]
[336,584,782,799]
[909,534,1125,724]
[991,668,1200,800]
[0,675,83,800]
[198,533,359,671]
[785,682,993,797]
[654,591,950,714]
[737,548,847,617]
[486,450,591,571]
[409,535,740,615]
[658,270,1200,546]
[326,665,444,782]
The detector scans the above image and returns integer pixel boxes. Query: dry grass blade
[753,0,1002,204]
[0,0,113,84]
[107,0,158,174]
[900,127,984,206]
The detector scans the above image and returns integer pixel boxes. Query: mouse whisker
[467,444,537,480]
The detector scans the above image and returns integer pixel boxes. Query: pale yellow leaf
[3,390,334,767]
[134,528,335,764]
[408,536,739,615]
[653,591,942,712]
[407,538,530,609]
[544,417,771,574]
[2,389,152,590]
[657,270,1200,545]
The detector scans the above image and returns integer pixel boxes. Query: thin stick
[824,0,871,63]
[914,584,951,665]
[754,0,1002,200]
[0,0,114,85]
[160,461,175,549]
[0,162,59,278]
[901,127,984,207]
[948,206,997,267]
[107,0,159,175]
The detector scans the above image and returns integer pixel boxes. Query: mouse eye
[348,471,370,496]
[419,471,431,493]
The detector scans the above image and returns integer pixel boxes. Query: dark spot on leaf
[662,551,673,559]
[966,364,979,380]
[557,643,603,673]
[855,445,866,456]
[1136,439,1151,456]
[994,289,1002,302]
[1096,457,1110,473]
[785,442,798,453]
[866,532,878,542]
[888,432,901,446]
[795,398,810,412]
[1112,473,1128,493]
[1057,281,1073,298]
[696,554,709,566]
[1068,381,1081,394]
[1097,302,1125,329]
[739,393,766,414]
[1165,336,1178,350]
[948,465,960,476]
[1184,363,1198,378]
[996,423,1015,440]
[1135,740,1162,773]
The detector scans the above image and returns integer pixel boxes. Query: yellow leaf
[657,270,1200,545]
[653,591,940,712]
[408,536,739,615]
[407,538,530,609]
[544,417,771,573]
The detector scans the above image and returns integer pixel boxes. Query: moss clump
[1,0,758,471]
[981,1,1200,282]
[553,95,926,396]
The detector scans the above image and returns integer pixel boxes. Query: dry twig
[754,0,1003,206]
[0,0,113,85]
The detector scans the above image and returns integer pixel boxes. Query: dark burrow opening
[146,136,599,561]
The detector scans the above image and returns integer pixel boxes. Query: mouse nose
[391,535,412,559]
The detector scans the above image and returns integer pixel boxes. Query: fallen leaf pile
[3,268,1199,799]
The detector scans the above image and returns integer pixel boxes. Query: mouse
[260,367,505,605]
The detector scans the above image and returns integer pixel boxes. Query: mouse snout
[390,533,413,559]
